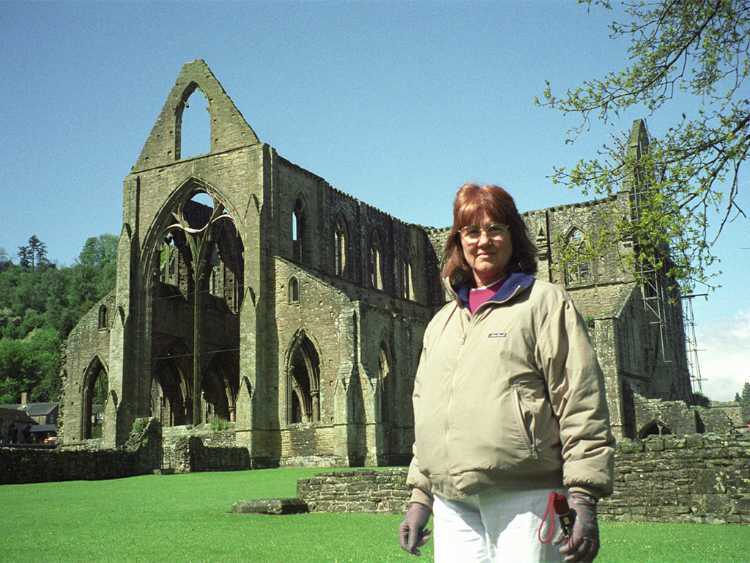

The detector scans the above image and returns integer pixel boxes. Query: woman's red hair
[442,183,538,285]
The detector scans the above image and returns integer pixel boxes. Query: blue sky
[1,2,747,400]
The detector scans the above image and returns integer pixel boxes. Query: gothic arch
[141,176,246,283]
[174,82,211,159]
[81,356,109,440]
[143,178,244,426]
[368,228,384,290]
[98,305,108,330]
[400,257,413,300]
[285,330,322,425]
[334,213,350,278]
[288,276,300,303]
[291,196,305,263]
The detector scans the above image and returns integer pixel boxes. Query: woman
[399,184,614,562]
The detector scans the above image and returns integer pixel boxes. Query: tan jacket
[407,273,614,507]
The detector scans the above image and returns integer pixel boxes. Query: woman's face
[460,211,513,286]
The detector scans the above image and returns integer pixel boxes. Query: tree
[69,234,118,317]
[538,0,749,291]
[17,235,50,271]
[692,392,711,407]
[0,233,118,403]
[17,245,31,269]
[0,247,10,273]
[0,328,60,403]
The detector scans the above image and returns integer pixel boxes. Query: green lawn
[1,469,747,562]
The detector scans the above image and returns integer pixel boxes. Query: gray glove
[558,492,600,562]
[399,502,432,556]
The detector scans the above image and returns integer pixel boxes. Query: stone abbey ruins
[60,60,703,466]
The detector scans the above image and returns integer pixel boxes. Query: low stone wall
[0,418,160,485]
[0,447,141,484]
[297,433,750,524]
[600,432,750,523]
[1,421,250,484]
[298,469,409,512]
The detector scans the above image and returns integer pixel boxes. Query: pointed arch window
[369,231,384,290]
[334,217,349,277]
[400,259,414,300]
[289,276,300,304]
[288,335,321,424]
[563,228,593,286]
[175,84,211,160]
[98,305,108,330]
[82,357,108,440]
[292,199,304,262]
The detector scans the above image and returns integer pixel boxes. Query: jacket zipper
[512,386,538,459]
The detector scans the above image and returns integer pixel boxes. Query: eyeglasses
[459,223,510,243]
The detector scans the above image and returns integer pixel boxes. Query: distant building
[0,392,59,444]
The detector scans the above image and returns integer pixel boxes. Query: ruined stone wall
[0,446,141,485]
[265,154,436,466]
[601,433,750,523]
[273,156,439,307]
[106,61,268,448]
[161,425,242,471]
[633,394,736,436]
[60,292,115,444]
[297,433,750,524]
[269,255,430,466]
[1,417,161,484]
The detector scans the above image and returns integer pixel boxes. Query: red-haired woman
[399,184,614,562]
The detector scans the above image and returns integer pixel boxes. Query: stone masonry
[297,432,750,524]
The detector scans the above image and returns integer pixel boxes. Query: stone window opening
[175,84,211,160]
[369,232,384,290]
[334,218,348,277]
[98,305,108,330]
[400,259,414,301]
[563,228,593,286]
[288,277,300,304]
[82,357,108,440]
[292,199,304,262]
[287,335,321,425]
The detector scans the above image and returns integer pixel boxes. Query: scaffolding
[682,293,707,394]
[629,128,673,364]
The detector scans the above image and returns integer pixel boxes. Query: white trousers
[432,488,564,563]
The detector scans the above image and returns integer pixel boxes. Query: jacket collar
[454,272,535,308]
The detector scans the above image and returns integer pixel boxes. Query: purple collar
[456,272,535,308]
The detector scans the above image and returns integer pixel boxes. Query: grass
[1,468,748,562]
